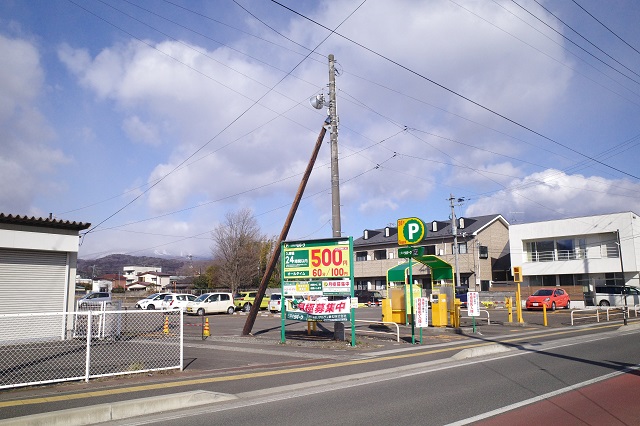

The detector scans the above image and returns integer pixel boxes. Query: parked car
[354,290,383,306]
[78,292,111,307]
[160,293,197,311]
[589,285,640,307]
[268,293,304,313]
[525,288,570,311]
[186,292,235,315]
[135,292,173,310]
[234,291,269,312]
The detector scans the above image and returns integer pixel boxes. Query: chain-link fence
[0,308,183,389]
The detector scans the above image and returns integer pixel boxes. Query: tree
[211,208,265,295]
[192,274,210,291]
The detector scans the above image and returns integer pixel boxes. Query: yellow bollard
[203,318,210,337]
[307,321,317,335]
[542,303,548,326]
[506,297,513,323]
[163,316,169,334]
[516,284,524,323]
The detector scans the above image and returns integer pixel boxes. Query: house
[136,271,172,290]
[94,274,127,292]
[353,214,510,294]
[0,213,90,314]
[508,211,640,300]
[123,266,161,286]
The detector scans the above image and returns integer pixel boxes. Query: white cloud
[122,116,160,146]
[0,34,67,214]
[465,169,640,222]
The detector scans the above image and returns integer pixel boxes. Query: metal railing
[0,309,183,389]
[570,306,639,325]
[460,309,491,325]
[353,319,400,342]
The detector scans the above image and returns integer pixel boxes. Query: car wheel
[599,300,610,307]
[551,302,556,311]
[227,306,235,315]
[565,300,571,309]
[197,308,205,316]
[147,304,155,310]
[242,303,252,312]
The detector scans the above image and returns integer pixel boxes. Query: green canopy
[386,255,453,283]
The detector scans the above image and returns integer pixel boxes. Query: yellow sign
[397,217,426,245]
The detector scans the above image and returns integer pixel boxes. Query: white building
[123,266,161,286]
[509,212,639,294]
[0,213,90,314]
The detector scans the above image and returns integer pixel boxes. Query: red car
[525,288,570,311]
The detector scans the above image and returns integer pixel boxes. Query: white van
[591,286,640,307]
[78,292,112,307]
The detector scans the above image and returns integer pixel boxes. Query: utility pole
[616,230,628,326]
[242,125,328,336]
[476,240,481,292]
[328,54,341,238]
[449,194,462,288]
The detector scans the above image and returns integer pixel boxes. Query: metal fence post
[180,310,184,371]
[85,312,92,382]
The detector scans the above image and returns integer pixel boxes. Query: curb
[0,391,237,426]
[450,343,513,360]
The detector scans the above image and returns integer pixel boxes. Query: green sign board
[398,246,425,258]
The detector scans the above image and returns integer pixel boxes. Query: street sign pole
[409,253,415,344]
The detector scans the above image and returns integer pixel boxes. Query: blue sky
[2,0,640,260]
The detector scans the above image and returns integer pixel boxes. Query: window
[356,251,367,261]
[422,245,436,255]
[479,245,488,259]
[556,239,575,260]
[527,240,555,262]
[605,272,623,286]
[452,243,467,254]
[374,250,387,260]
[530,275,557,287]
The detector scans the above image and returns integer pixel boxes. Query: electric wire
[571,0,640,57]
[270,0,640,182]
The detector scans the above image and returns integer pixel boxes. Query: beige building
[353,214,510,294]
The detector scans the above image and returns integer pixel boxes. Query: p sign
[397,217,426,245]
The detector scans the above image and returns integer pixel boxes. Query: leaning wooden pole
[242,124,328,336]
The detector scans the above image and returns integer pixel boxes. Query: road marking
[0,322,628,409]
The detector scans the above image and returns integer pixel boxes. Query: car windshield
[194,294,208,302]
[145,293,159,299]
[532,289,553,296]
[270,294,281,300]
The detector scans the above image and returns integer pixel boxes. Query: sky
[2,0,640,260]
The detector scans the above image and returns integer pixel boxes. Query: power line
[269,0,640,182]
[571,0,640,57]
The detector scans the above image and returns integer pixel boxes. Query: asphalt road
[0,306,636,425]
[103,323,640,425]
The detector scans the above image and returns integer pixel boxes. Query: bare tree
[211,208,264,295]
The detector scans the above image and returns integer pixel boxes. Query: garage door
[0,248,68,314]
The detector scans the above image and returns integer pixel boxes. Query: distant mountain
[77,254,187,278]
